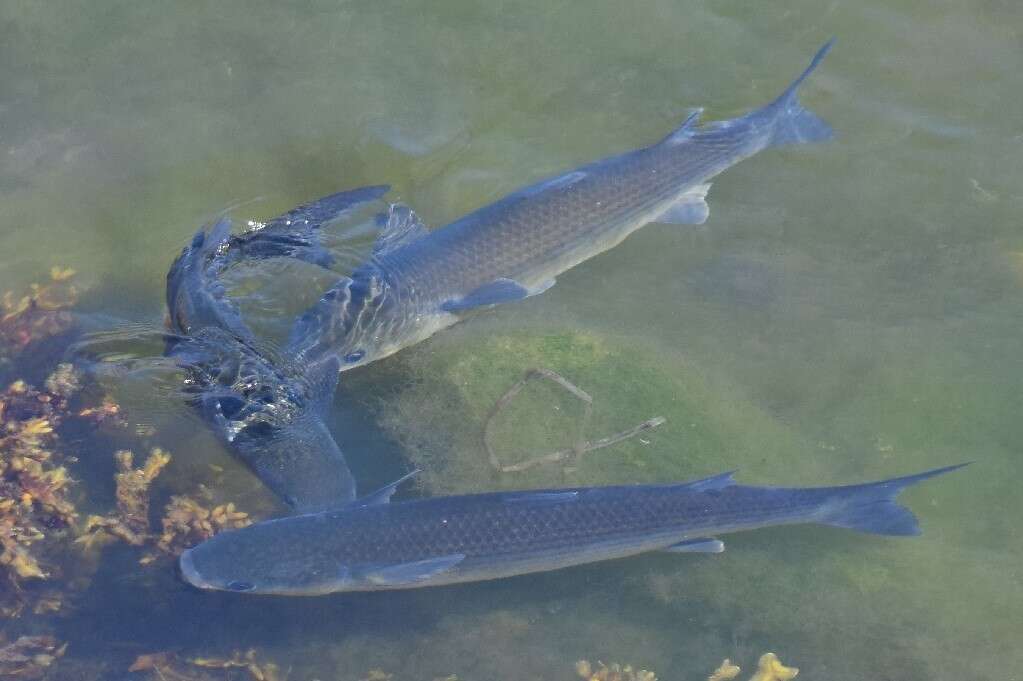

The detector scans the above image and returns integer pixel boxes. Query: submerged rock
[372,325,824,496]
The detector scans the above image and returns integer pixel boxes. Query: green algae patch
[373,325,825,495]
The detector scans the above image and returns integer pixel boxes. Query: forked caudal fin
[819,462,968,536]
[762,38,835,146]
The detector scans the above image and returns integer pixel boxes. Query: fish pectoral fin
[360,554,466,586]
[440,278,531,313]
[654,183,712,225]
[373,203,430,256]
[661,537,725,554]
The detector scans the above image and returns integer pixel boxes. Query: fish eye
[226,580,255,592]
[343,349,365,364]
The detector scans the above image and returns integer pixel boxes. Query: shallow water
[2,1,1021,679]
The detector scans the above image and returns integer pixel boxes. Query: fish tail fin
[165,218,233,330]
[818,462,968,536]
[225,186,390,269]
[761,39,835,146]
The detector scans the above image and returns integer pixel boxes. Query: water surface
[1,1,1020,679]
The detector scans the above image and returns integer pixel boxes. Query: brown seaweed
[0,635,67,679]
[574,660,656,681]
[573,653,797,681]
[1,365,85,596]
[78,450,251,564]
[0,268,78,367]
[128,649,281,681]
[78,449,172,549]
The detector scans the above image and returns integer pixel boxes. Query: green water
[2,1,1021,679]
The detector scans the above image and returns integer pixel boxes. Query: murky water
[2,1,1021,679]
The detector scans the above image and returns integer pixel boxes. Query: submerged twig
[484,368,665,473]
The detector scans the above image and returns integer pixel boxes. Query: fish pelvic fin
[655,183,712,225]
[819,462,968,536]
[661,537,725,554]
[360,554,465,587]
[761,39,835,146]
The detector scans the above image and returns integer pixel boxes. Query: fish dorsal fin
[360,553,466,586]
[679,470,737,492]
[661,537,725,553]
[655,183,712,225]
[373,204,429,256]
[355,469,420,507]
[663,108,704,145]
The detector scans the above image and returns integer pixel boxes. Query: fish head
[179,515,357,596]
[287,272,397,371]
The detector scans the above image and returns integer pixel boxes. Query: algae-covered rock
[373,325,827,495]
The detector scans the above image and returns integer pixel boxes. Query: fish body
[179,462,964,596]
[286,41,834,370]
[163,187,388,511]
[168,327,349,512]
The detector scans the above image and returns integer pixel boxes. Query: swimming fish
[179,462,964,596]
[163,186,388,511]
[285,41,835,371]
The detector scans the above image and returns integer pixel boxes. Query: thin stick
[483,368,665,473]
